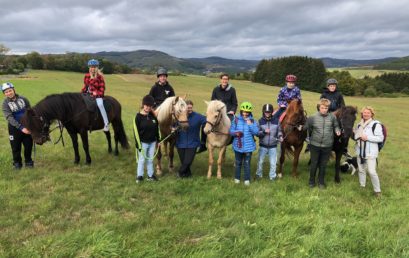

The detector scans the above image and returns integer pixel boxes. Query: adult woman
[2,82,33,169]
[81,59,109,131]
[175,100,206,178]
[353,106,384,197]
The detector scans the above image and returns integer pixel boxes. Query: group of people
[1,59,385,196]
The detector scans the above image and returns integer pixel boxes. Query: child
[133,95,160,183]
[304,98,341,188]
[229,101,259,185]
[256,104,282,181]
[275,74,302,120]
[320,78,345,113]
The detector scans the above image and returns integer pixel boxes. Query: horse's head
[203,100,227,134]
[171,96,189,130]
[21,108,51,145]
[284,99,305,126]
[337,106,358,140]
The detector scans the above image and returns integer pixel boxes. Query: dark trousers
[309,145,332,185]
[177,148,197,177]
[8,124,33,166]
[235,151,252,181]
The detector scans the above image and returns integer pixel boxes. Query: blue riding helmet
[2,82,14,92]
[87,59,99,67]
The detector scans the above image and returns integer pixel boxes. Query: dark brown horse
[278,99,307,178]
[332,106,357,183]
[21,93,129,164]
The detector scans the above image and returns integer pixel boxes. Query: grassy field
[327,67,409,79]
[1,70,408,257]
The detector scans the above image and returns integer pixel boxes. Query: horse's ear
[174,96,179,104]
[204,100,209,106]
[181,94,187,100]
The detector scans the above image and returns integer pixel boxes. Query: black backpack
[372,122,387,152]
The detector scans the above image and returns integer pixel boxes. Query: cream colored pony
[154,96,189,175]
[203,100,231,179]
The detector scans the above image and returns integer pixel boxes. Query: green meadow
[327,67,409,79]
[1,70,408,257]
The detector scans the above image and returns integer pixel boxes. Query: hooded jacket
[258,114,282,148]
[229,114,259,153]
[211,84,238,114]
[149,81,175,108]
[320,89,345,112]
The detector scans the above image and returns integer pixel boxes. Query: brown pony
[154,96,189,175]
[278,99,307,178]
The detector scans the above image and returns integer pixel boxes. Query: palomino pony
[203,100,231,179]
[332,106,357,183]
[21,93,129,164]
[278,99,307,178]
[154,96,189,175]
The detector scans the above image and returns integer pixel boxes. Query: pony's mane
[334,105,357,119]
[207,100,230,127]
[156,96,186,123]
[35,92,82,119]
[286,99,304,122]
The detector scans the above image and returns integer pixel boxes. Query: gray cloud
[1,0,408,59]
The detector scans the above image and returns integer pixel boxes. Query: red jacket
[81,73,105,98]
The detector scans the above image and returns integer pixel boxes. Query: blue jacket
[258,116,282,148]
[229,114,259,153]
[176,111,206,148]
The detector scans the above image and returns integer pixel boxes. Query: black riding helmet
[157,68,168,78]
[262,104,274,119]
[142,95,155,106]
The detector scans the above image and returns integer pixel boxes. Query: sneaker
[318,184,327,189]
[254,174,262,180]
[147,175,158,181]
[25,161,34,168]
[269,177,276,181]
[309,183,316,188]
[196,144,207,154]
[244,180,250,186]
[234,179,240,184]
[13,163,22,170]
[103,124,110,132]
[136,176,143,183]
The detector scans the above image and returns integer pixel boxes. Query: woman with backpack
[353,106,385,197]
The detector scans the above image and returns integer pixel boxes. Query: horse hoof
[114,151,119,156]
[278,173,282,178]
[217,176,222,180]
[335,179,341,184]
[108,148,112,153]
[74,160,80,165]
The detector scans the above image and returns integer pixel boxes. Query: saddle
[81,93,112,113]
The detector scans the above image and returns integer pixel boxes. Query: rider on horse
[149,68,175,109]
[275,74,302,122]
[320,78,345,113]
[81,59,109,132]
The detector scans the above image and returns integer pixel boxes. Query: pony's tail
[113,118,130,149]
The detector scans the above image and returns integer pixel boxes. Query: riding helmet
[262,104,274,113]
[326,78,338,86]
[157,68,168,77]
[285,74,297,82]
[87,59,99,67]
[142,95,155,107]
[1,82,14,92]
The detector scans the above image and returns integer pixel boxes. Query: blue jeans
[137,141,156,178]
[256,146,277,179]
[235,151,252,181]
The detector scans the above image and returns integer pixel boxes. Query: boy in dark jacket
[256,104,282,181]
[320,78,345,113]
[149,68,175,109]
[304,98,341,188]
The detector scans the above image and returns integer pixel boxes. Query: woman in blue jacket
[230,102,259,185]
[176,100,206,178]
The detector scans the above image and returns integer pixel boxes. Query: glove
[235,132,243,137]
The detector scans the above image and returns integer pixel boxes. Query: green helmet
[240,101,253,112]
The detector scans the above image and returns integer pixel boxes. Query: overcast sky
[1,0,408,60]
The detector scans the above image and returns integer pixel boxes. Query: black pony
[332,106,357,183]
[21,93,129,164]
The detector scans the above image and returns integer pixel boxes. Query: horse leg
[80,131,91,165]
[292,145,303,177]
[104,131,112,153]
[69,132,80,164]
[113,129,119,156]
[335,151,342,183]
[207,144,214,179]
[217,146,226,179]
[278,144,285,178]
[168,141,175,173]
[156,149,162,176]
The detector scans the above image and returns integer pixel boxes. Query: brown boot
[374,192,382,198]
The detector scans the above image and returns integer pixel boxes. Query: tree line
[252,56,409,97]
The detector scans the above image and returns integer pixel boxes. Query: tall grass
[1,70,408,257]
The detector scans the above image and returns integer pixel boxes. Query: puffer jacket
[353,119,384,158]
[277,85,302,107]
[305,112,340,148]
[258,115,282,148]
[229,114,259,153]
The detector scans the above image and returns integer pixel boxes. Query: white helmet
[2,82,15,92]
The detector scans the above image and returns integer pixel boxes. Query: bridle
[205,106,229,135]
[171,100,189,126]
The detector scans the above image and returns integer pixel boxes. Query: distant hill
[321,57,400,68]
[95,50,258,74]
[373,56,409,70]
